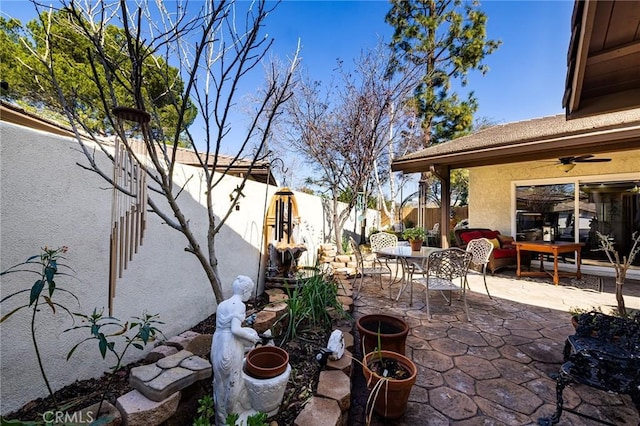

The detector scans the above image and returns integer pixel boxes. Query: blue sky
[262,0,574,125]
[3,0,574,148]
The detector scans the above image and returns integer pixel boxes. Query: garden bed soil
[4,311,345,425]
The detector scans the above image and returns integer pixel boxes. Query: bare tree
[278,44,418,250]
[28,0,298,303]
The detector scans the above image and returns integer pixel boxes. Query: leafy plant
[402,227,426,241]
[0,246,79,407]
[341,235,351,254]
[223,411,268,426]
[280,271,348,343]
[65,309,163,415]
[246,412,268,426]
[193,395,215,426]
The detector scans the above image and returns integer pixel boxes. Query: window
[515,180,639,266]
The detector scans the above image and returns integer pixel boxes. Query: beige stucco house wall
[468,149,640,279]
[469,149,640,234]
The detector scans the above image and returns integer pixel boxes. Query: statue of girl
[211,275,259,425]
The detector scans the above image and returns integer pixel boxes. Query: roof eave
[392,123,640,173]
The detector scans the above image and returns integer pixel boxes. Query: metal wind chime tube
[108,106,149,314]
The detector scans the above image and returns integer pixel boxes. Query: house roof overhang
[564,0,640,119]
[392,108,640,174]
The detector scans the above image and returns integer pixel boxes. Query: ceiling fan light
[557,163,576,173]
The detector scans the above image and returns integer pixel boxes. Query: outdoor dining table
[376,245,441,305]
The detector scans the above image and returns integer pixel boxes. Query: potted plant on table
[402,227,426,251]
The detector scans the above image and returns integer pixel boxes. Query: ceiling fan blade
[571,154,594,162]
[575,158,611,163]
[558,156,576,164]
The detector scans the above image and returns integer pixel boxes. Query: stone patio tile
[448,327,489,346]
[498,344,532,363]
[466,344,501,360]
[428,386,477,420]
[429,337,468,356]
[414,364,444,389]
[473,395,535,425]
[490,358,539,384]
[412,349,454,373]
[442,369,476,395]
[454,355,500,380]
[475,378,543,415]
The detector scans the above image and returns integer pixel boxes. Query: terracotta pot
[356,314,409,355]
[409,239,423,251]
[244,346,289,379]
[362,350,417,419]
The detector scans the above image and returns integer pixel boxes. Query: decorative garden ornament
[211,276,260,425]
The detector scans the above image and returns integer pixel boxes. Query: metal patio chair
[413,248,473,321]
[369,232,402,289]
[465,237,494,298]
[349,236,391,299]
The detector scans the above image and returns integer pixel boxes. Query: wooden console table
[514,241,585,285]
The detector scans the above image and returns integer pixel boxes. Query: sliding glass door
[515,179,639,266]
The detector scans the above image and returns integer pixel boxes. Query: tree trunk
[615,271,627,317]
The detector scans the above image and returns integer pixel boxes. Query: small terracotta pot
[245,346,289,379]
[409,239,423,251]
[356,314,409,355]
[362,350,417,419]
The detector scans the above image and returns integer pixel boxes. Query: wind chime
[109,106,149,314]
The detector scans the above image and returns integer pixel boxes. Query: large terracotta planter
[356,314,409,355]
[362,350,417,419]
[244,346,289,379]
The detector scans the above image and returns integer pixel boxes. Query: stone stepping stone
[156,350,193,369]
[130,349,211,402]
[116,389,180,426]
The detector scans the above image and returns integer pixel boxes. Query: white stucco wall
[468,149,640,237]
[0,121,374,414]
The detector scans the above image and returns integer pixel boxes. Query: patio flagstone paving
[348,268,640,425]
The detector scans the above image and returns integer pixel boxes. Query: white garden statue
[211,275,260,425]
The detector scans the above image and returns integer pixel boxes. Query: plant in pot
[402,227,426,251]
[361,339,417,420]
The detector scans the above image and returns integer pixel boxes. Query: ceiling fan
[555,154,611,172]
